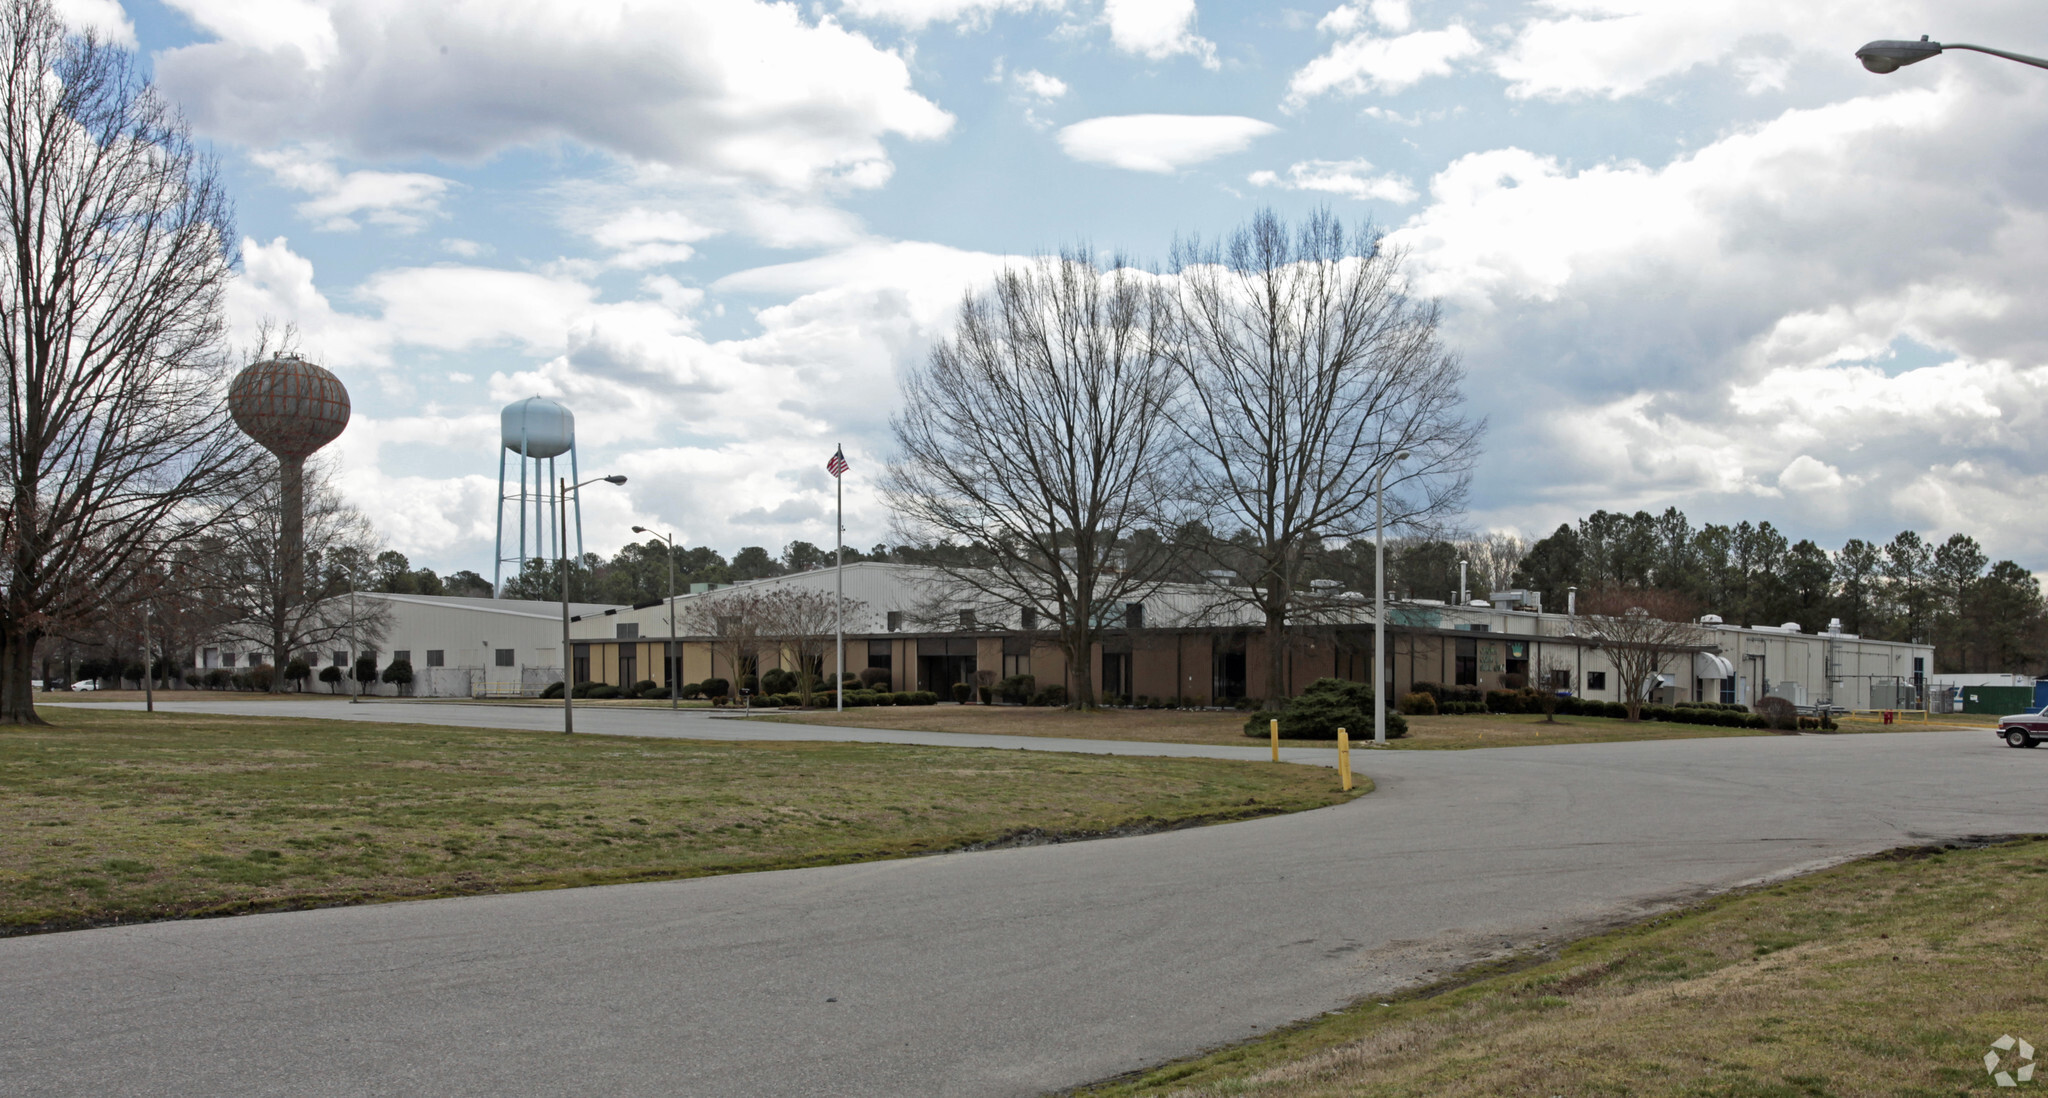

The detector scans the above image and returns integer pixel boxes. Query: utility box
[1962,686,2034,715]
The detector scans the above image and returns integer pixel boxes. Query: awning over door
[1694,652,1735,680]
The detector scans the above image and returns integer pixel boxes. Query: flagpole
[835,445,844,714]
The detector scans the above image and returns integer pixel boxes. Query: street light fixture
[560,474,627,734]
[1373,449,1410,747]
[1856,35,2048,74]
[631,525,679,712]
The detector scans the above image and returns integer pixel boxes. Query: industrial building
[198,592,618,696]
[562,564,1934,711]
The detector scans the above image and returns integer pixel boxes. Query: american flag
[826,446,848,478]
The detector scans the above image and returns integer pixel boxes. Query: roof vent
[1700,614,1724,624]
[1780,622,1801,632]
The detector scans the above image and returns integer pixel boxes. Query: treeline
[494,539,960,605]
[1509,508,2045,675]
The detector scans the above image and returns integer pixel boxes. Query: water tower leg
[548,456,558,563]
[493,446,507,594]
[278,455,304,692]
[570,445,586,560]
[517,436,529,570]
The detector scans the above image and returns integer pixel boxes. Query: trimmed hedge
[1243,677,1407,740]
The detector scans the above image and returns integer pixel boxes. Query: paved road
[4,706,2043,1097]
[53,697,1352,764]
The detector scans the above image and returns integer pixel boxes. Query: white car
[69,680,100,691]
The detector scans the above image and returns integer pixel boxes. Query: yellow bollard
[1338,729,1352,791]
[1270,718,1279,762]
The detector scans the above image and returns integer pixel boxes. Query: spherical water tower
[228,354,351,675]
[494,396,586,593]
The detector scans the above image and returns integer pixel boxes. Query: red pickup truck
[1997,707,2048,748]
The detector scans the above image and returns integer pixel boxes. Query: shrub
[205,668,230,690]
[381,658,414,696]
[247,664,275,692]
[285,658,311,691]
[892,691,914,705]
[181,671,200,688]
[911,690,939,705]
[1244,678,1407,740]
[1755,695,1799,732]
[870,690,896,706]
[571,681,596,698]
[761,668,797,695]
[1040,684,1068,707]
[700,677,730,699]
[318,665,343,692]
[631,679,658,695]
[1410,681,1444,701]
[950,682,972,703]
[587,684,622,700]
[1398,691,1438,716]
[996,674,1036,704]
[859,667,892,689]
[540,681,565,699]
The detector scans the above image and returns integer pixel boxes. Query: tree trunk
[0,625,46,724]
[1063,626,1095,710]
[1260,603,1288,710]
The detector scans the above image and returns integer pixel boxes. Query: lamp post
[1373,449,1411,746]
[347,558,360,705]
[560,474,627,734]
[1855,35,2048,73]
[631,525,678,712]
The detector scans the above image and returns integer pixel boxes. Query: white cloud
[1247,157,1417,203]
[250,146,456,232]
[164,0,336,66]
[53,0,135,45]
[156,0,953,192]
[441,238,488,258]
[1014,68,1069,100]
[1317,0,1411,36]
[1394,72,2048,561]
[587,208,718,269]
[1287,25,1482,105]
[1777,455,1845,493]
[1490,1,2039,102]
[1058,114,1276,173]
[1103,0,1217,68]
[835,0,1063,29]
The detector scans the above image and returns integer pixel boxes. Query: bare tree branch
[884,249,1184,708]
[0,1,256,722]
[1161,207,1483,707]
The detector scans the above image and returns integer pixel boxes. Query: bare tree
[682,588,768,704]
[203,455,387,682]
[1582,588,1705,722]
[885,250,1183,709]
[1163,208,1482,709]
[0,2,256,722]
[757,586,868,706]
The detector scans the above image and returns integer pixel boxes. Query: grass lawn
[1083,836,2048,1097]
[763,705,1971,751]
[0,708,1353,935]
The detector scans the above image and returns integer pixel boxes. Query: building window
[1720,677,1736,704]
[1454,637,1476,686]
[619,649,637,685]
[222,652,237,668]
[332,651,346,667]
[393,650,411,665]
[1020,607,1038,631]
[495,648,515,667]
[572,644,590,684]
[867,639,892,671]
[886,611,903,632]
[1587,671,1607,691]
[426,650,444,668]
[617,623,638,639]
[1125,603,1144,629]
[1544,668,1572,692]
[958,609,976,630]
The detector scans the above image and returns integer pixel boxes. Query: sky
[59,0,2048,580]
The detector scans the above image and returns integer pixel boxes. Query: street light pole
[1373,449,1410,746]
[559,474,628,734]
[1856,35,2048,73]
[633,526,678,711]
